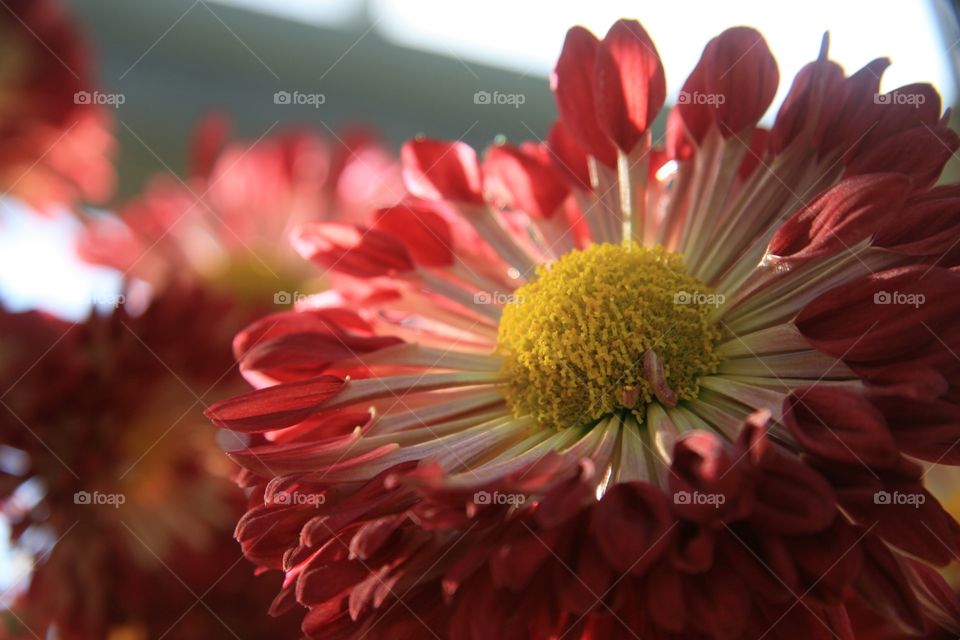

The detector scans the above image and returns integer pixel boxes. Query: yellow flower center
[497,243,722,429]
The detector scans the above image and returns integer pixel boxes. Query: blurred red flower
[0,288,304,638]
[77,115,402,301]
[0,0,114,210]
[0,61,402,632]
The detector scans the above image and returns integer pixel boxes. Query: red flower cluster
[2,1,960,638]
[206,19,960,640]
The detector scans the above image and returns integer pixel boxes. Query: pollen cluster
[496,243,721,429]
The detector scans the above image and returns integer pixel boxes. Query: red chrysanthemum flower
[78,116,401,301]
[208,20,960,639]
[0,288,302,639]
[0,0,114,209]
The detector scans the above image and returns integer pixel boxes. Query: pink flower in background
[78,116,402,302]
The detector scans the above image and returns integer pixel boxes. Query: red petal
[676,27,778,141]
[591,482,674,574]
[845,125,959,190]
[905,560,960,633]
[489,528,556,590]
[556,537,613,615]
[551,26,616,166]
[853,535,926,635]
[870,395,960,464]
[535,459,598,528]
[372,202,454,268]
[687,562,751,638]
[205,375,344,432]
[242,331,404,382]
[482,143,570,219]
[877,185,960,261]
[739,419,836,535]
[665,108,695,161]
[235,501,313,568]
[546,120,592,190]
[771,51,845,154]
[790,518,863,604]
[234,307,373,359]
[815,58,890,155]
[859,83,943,151]
[297,559,367,608]
[669,431,752,524]
[644,560,687,632]
[189,112,231,179]
[593,19,666,152]
[767,174,909,262]
[783,387,900,468]
[797,266,960,365]
[349,515,406,560]
[400,138,483,203]
[841,483,959,566]
[292,222,414,277]
[749,457,836,535]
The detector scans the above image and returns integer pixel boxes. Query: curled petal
[293,222,414,277]
[401,138,483,203]
[846,125,959,190]
[870,395,960,464]
[876,185,960,262]
[483,143,570,219]
[593,19,666,152]
[860,83,943,150]
[784,387,900,468]
[590,482,674,574]
[205,375,344,432]
[737,414,836,534]
[669,431,752,524]
[551,26,616,165]
[372,202,455,268]
[904,560,960,634]
[771,45,845,154]
[676,27,778,141]
[797,266,960,365]
[815,57,890,154]
[768,174,909,262]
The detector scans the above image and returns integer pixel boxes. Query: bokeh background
[2,0,959,319]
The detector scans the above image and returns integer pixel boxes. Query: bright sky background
[0,201,121,320]
[215,0,958,110]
